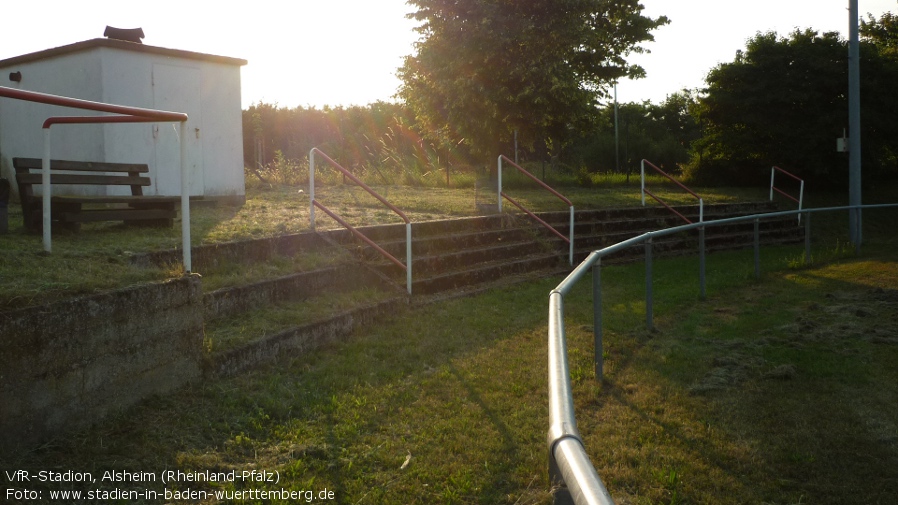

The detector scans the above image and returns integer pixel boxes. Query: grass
[10,236,897,504]
[0,178,771,310]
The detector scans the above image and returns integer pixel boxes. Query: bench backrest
[13,158,151,197]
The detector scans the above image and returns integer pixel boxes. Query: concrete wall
[0,275,203,456]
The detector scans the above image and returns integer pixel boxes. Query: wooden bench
[13,157,181,232]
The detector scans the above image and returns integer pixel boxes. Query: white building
[0,35,247,203]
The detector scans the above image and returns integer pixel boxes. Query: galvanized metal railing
[498,155,575,265]
[309,148,413,294]
[0,85,192,270]
[547,203,898,504]
[770,166,805,223]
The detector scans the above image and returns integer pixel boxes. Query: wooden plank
[60,208,177,223]
[50,195,180,205]
[13,157,149,173]
[16,174,150,186]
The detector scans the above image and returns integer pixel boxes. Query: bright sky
[1,1,895,109]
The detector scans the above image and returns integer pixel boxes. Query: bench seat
[13,157,182,232]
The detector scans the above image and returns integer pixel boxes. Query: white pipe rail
[770,166,805,224]
[547,202,898,504]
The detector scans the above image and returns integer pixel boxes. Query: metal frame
[641,159,704,224]
[770,166,805,224]
[0,86,192,270]
[498,154,575,265]
[547,203,897,504]
[309,148,413,294]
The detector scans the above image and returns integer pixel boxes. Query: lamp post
[848,0,862,245]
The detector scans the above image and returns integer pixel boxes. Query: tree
[397,0,668,159]
[688,29,898,187]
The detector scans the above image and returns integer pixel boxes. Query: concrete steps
[132,200,803,375]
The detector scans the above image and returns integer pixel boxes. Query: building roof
[0,38,247,68]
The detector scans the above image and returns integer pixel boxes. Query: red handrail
[0,85,192,270]
[641,159,704,224]
[770,166,805,222]
[311,148,409,224]
[497,155,574,264]
[499,155,572,206]
[0,86,187,122]
[309,148,413,294]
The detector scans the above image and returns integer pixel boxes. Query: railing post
[699,198,704,223]
[180,120,191,272]
[805,211,812,266]
[406,222,413,295]
[699,226,706,300]
[754,218,760,279]
[497,155,503,213]
[42,128,51,253]
[645,236,653,331]
[770,167,775,201]
[855,207,862,256]
[569,206,575,265]
[798,180,805,224]
[640,159,646,206]
[309,148,316,231]
[593,259,603,382]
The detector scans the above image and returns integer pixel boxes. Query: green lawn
[10,239,897,504]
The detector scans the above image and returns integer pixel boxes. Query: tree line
[243,6,898,189]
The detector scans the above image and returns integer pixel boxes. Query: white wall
[0,44,245,200]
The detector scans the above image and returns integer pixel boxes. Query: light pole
[848,0,862,245]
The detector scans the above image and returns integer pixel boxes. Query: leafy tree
[398,0,669,159]
[861,11,898,56]
[688,29,898,187]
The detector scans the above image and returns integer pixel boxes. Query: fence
[309,148,413,294]
[546,202,897,504]
[498,155,574,265]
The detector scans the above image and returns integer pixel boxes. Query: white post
[699,198,704,223]
[640,159,646,206]
[798,180,805,224]
[406,222,413,295]
[309,148,316,230]
[497,155,503,213]
[770,167,775,201]
[42,128,51,252]
[180,121,191,272]
[569,205,574,265]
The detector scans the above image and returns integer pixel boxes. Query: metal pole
[614,83,620,175]
[180,121,192,272]
[770,167,775,202]
[645,236,653,330]
[699,226,706,300]
[497,155,503,213]
[754,218,760,279]
[848,0,863,246]
[309,149,316,230]
[640,159,646,206]
[805,211,812,266]
[593,260,603,382]
[406,222,413,295]
[42,128,51,252]
[569,206,575,266]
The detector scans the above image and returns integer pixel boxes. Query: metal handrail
[770,166,805,223]
[309,148,412,294]
[547,202,898,504]
[498,155,574,265]
[641,159,703,224]
[0,85,192,270]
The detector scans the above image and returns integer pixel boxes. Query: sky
[1,1,896,110]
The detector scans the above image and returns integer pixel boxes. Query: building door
[152,63,204,196]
